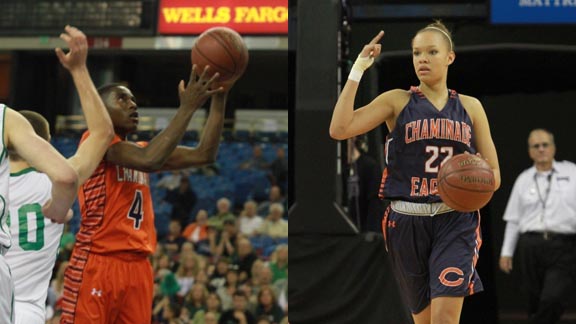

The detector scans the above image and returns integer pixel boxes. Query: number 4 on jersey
[128,190,144,229]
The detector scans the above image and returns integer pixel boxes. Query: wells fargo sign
[158,0,288,35]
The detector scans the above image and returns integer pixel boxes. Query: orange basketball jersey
[75,132,156,255]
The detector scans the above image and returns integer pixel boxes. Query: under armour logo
[387,220,396,228]
[91,288,102,297]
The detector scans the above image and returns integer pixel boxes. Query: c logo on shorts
[439,267,464,287]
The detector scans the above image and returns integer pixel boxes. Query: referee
[500,128,576,324]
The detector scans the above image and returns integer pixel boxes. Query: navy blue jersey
[379,86,476,203]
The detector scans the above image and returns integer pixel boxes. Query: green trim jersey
[0,104,10,249]
[0,103,14,324]
[5,167,64,320]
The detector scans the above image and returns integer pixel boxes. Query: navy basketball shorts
[382,207,483,314]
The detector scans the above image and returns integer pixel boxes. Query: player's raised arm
[330,30,398,140]
[5,108,77,222]
[55,25,114,186]
[104,65,223,172]
[161,32,247,169]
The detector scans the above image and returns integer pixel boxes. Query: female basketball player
[329,21,501,324]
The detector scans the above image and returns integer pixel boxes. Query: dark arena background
[290,0,576,324]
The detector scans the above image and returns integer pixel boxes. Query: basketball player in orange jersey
[60,67,233,323]
[330,21,500,324]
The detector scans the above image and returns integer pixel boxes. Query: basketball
[191,27,249,82]
[437,153,495,212]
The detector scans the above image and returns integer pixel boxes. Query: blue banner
[491,0,576,24]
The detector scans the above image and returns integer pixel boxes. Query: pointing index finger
[369,30,385,45]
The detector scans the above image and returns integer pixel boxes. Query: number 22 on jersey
[411,146,454,196]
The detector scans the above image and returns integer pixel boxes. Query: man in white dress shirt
[499,128,576,324]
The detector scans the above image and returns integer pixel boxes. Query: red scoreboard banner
[158,0,288,35]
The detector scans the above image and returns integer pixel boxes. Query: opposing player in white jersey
[6,114,64,323]
[0,97,77,321]
[0,104,77,324]
[5,25,113,324]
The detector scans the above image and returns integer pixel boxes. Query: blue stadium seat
[262,144,277,162]
[275,237,288,245]
[250,171,271,202]
[262,244,278,258]
[154,202,172,238]
[234,182,254,207]
[250,235,275,257]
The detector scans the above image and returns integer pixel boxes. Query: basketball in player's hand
[438,153,495,212]
[191,27,249,82]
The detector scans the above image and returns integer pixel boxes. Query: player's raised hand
[348,30,385,82]
[55,25,88,72]
[359,30,385,59]
[178,65,223,111]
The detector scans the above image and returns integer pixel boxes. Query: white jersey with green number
[5,168,63,318]
[0,103,14,324]
[0,104,10,249]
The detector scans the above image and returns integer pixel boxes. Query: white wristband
[348,68,363,82]
[348,54,374,82]
[353,55,375,71]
